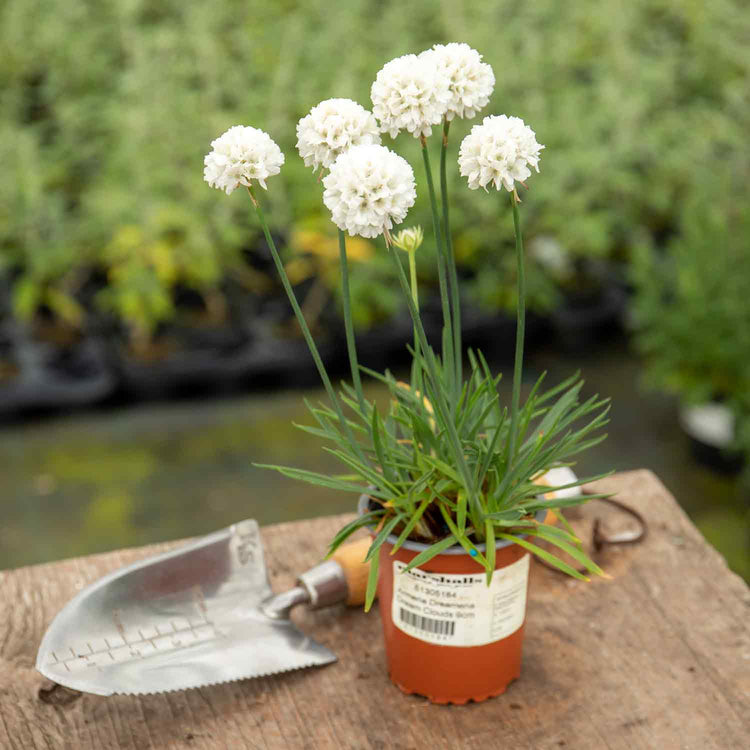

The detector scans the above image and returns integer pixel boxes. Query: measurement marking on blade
[112,609,128,644]
[236,525,259,566]
[193,585,209,618]
[51,619,220,671]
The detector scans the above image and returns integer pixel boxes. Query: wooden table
[1,470,748,749]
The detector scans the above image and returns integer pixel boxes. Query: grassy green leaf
[390,497,431,554]
[327,511,381,554]
[402,534,458,573]
[496,533,590,581]
[364,546,380,612]
[371,407,396,484]
[525,526,609,578]
[439,503,488,568]
[365,515,403,562]
[485,520,496,585]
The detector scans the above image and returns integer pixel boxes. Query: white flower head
[296,98,381,172]
[458,115,544,192]
[323,144,416,239]
[371,54,451,139]
[203,125,284,194]
[420,43,495,122]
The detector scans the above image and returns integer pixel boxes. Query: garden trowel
[36,520,371,696]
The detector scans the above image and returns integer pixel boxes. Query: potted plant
[529,237,629,354]
[630,179,749,474]
[96,214,256,398]
[1,250,115,416]
[202,44,612,703]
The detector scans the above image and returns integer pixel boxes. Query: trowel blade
[36,520,336,696]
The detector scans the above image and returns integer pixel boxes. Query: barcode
[399,608,455,636]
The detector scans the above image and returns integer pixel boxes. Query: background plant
[2,0,748,330]
[630,172,750,462]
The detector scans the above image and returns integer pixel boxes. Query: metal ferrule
[296,560,349,610]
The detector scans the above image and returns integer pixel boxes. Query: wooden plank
[0,470,748,749]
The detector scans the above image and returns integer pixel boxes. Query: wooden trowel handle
[330,537,373,606]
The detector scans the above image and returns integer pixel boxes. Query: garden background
[1,0,748,578]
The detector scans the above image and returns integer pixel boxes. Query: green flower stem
[407,248,419,311]
[386,241,481,524]
[440,118,462,390]
[421,139,455,401]
[407,247,423,395]
[248,186,369,467]
[508,192,526,461]
[338,229,365,413]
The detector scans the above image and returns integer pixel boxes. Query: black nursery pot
[461,305,549,363]
[353,312,415,372]
[0,321,116,418]
[108,319,255,400]
[678,402,746,475]
[550,284,628,354]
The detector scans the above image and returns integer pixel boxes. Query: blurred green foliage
[1,0,748,331]
[630,170,750,460]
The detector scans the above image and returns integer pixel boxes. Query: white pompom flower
[458,115,544,192]
[419,43,495,122]
[296,98,381,172]
[203,125,284,194]
[323,144,416,239]
[371,54,451,139]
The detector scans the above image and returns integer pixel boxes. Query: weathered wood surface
[1,470,748,749]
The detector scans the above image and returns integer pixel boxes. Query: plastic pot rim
[357,492,546,556]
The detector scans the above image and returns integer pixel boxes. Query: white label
[391,554,529,646]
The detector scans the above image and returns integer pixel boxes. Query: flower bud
[391,226,424,254]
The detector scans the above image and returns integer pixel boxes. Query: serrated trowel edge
[36,519,338,696]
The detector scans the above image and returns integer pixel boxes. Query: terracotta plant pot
[377,536,530,704]
[359,496,539,705]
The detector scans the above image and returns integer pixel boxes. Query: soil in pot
[376,533,531,705]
